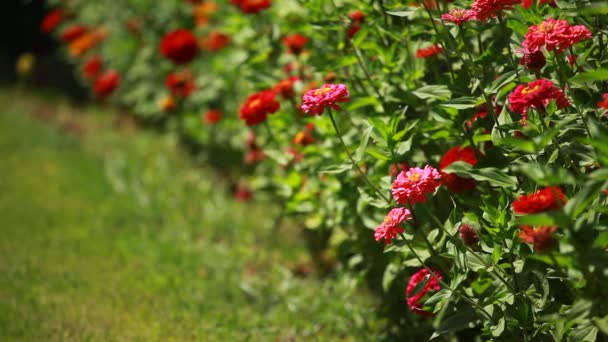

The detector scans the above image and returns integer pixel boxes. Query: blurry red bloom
[523,18,592,53]
[239,90,280,126]
[390,163,410,177]
[286,147,304,164]
[300,84,350,116]
[521,0,556,8]
[441,8,476,25]
[245,147,267,164]
[126,18,141,34]
[165,71,195,97]
[513,186,566,214]
[508,79,569,116]
[374,207,412,245]
[234,183,253,201]
[415,45,443,59]
[598,94,608,111]
[470,0,519,21]
[82,56,102,80]
[293,123,315,146]
[230,0,271,14]
[349,10,365,22]
[199,31,230,52]
[41,9,63,33]
[94,70,120,98]
[60,25,87,43]
[459,224,480,246]
[392,166,442,205]
[406,268,442,316]
[518,226,557,252]
[160,29,199,65]
[346,23,362,40]
[160,96,177,112]
[272,76,299,99]
[282,34,308,55]
[68,28,107,58]
[519,47,546,73]
[203,109,222,125]
[193,2,219,27]
[439,146,478,193]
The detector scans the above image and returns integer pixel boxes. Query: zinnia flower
[230,0,271,14]
[94,70,120,98]
[513,186,566,214]
[203,109,222,125]
[199,31,230,52]
[523,18,592,53]
[521,0,556,8]
[441,8,476,25]
[41,9,63,33]
[459,224,479,246]
[272,77,299,99]
[348,10,365,22]
[82,56,102,80]
[508,78,569,116]
[282,34,308,55]
[470,0,520,22]
[519,47,546,73]
[234,183,253,201]
[392,166,442,205]
[374,207,412,245]
[300,84,351,116]
[406,268,442,316]
[160,29,199,65]
[165,71,195,97]
[60,25,87,43]
[160,96,176,112]
[239,90,280,126]
[518,225,557,252]
[439,146,478,193]
[292,123,315,146]
[415,44,443,59]
[598,93,608,111]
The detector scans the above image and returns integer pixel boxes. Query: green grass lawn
[0,91,380,341]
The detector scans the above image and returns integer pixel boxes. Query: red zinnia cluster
[203,109,222,125]
[272,76,299,99]
[199,31,230,52]
[415,45,443,59]
[160,29,199,65]
[347,10,365,39]
[82,56,102,80]
[60,25,87,43]
[41,9,63,33]
[523,18,592,53]
[513,186,566,214]
[470,0,520,22]
[406,268,442,316]
[438,146,478,193]
[230,0,271,14]
[239,90,280,126]
[165,71,196,97]
[282,34,308,55]
[518,225,557,252]
[93,70,120,98]
[598,93,608,112]
[374,207,412,245]
[508,78,569,116]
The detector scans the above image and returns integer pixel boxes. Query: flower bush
[42,0,608,339]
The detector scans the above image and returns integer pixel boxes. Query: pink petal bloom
[374,207,412,245]
[508,78,569,116]
[470,0,520,22]
[392,166,442,205]
[523,18,592,53]
[441,8,476,25]
[300,83,351,116]
[406,268,442,316]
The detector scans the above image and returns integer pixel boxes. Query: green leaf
[319,163,353,174]
[442,162,518,188]
[412,85,452,101]
[570,69,608,84]
[354,125,373,162]
[440,96,480,110]
[382,263,401,293]
[514,164,576,186]
[485,70,517,94]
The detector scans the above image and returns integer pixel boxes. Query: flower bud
[459,224,479,246]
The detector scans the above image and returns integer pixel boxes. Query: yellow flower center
[249,99,261,108]
[314,86,332,96]
[521,85,540,95]
[408,173,421,182]
[384,216,392,224]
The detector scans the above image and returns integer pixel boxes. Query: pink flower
[406,268,442,316]
[392,166,442,205]
[300,84,351,116]
[441,8,476,25]
[374,207,412,245]
[470,0,520,22]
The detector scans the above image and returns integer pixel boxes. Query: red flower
[598,93,608,111]
[199,31,231,52]
[348,10,365,23]
[165,71,195,97]
[203,109,222,125]
[374,208,412,245]
[230,0,271,14]
[519,47,546,73]
[160,29,199,65]
[523,18,592,53]
[346,23,362,40]
[406,268,442,316]
[293,123,315,146]
[94,70,120,98]
[439,146,478,193]
[82,56,102,80]
[459,224,479,246]
[245,147,267,164]
[60,25,87,43]
[41,9,63,33]
[441,8,476,25]
[521,0,556,8]
[272,77,299,99]
[508,78,569,116]
[239,90,280,126]
[415,44,443,59]
[518,226,557,252]
[513,186,566,214]
[470,0,519,22]
[282,34,308,55]
[234,183,253,201]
